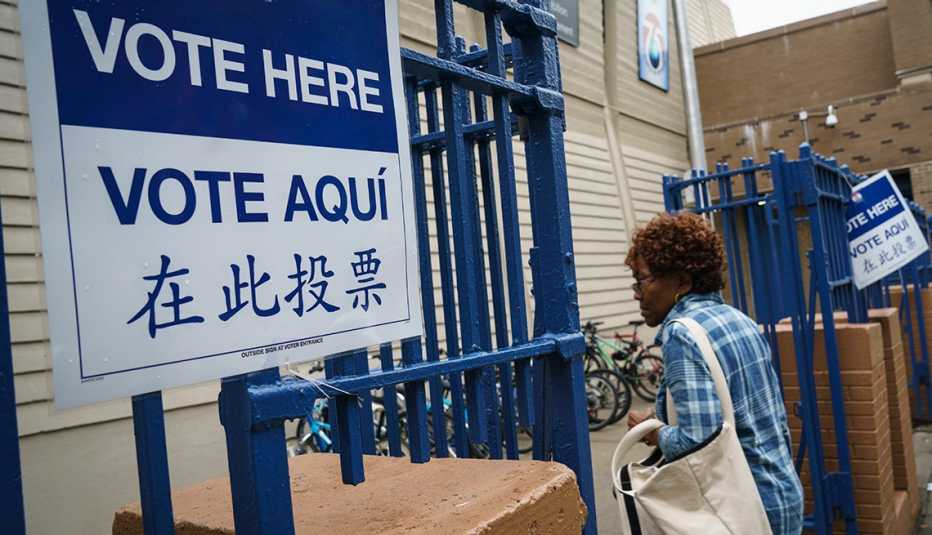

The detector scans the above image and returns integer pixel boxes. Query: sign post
[20,1,423,408]
[0,201,26,535]
[847,170,929,289]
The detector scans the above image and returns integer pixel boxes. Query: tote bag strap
[667,318,736,427]
[611,419,665,493]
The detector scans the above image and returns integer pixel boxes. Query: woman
[624,212,803,535]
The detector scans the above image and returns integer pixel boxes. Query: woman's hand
[627,408,655,429]
[628,408,661,447]
[643,428,660,447]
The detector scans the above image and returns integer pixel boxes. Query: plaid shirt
[655,293,803,535]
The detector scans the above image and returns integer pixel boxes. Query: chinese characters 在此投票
[128,249,388,339]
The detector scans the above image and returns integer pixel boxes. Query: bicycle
[583,320,664,404]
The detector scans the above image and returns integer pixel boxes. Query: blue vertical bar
[324,358,341,454]
[219,369,295,535]
[724,169,749,312]
[899,272,923,415]
[798,156,857,533]
[456,55,501,456]
[907,265,932,418]
[424,85,469,458]
[483,8,533,429]
[771,151,830,535]
[405,77,450,458]
[329,354,366,484]
[438,29,489,444]
[0,199,25,535]
[131,392,175,535]
[716,165,742,308]
[378,343,403,457]
[509,5,597,529]
[474,86,512,460]
[662,175,683,212]
[352,349,376,456]
[401,337,430,463]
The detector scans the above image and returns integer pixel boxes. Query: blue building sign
[20,0,423,407]
[638,0,670,92]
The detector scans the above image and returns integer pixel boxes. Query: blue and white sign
[638,0,669,92]
[20,1,422,407]
[847,171,928,289]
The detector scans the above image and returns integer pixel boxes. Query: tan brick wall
[911,160,932,212]
[703,85,932,179]
[694,3,897,126]
[887,0,932,75]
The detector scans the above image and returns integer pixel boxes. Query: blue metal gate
[663,144,874,535]
[892,203,932,419]
[0,2,597,534]
[214,1,597,534]
[665,146,932,534]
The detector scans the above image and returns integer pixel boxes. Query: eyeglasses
[631,275,656,294]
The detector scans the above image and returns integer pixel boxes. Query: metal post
[507,2,597,531]
[219,368,294,535]
[771,151,831,535]
[0,200,26,535]
[795,148,857,533]
[672,0,707,173]
[131,392,175,535]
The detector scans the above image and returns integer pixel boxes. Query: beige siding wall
[686,0,736,47]
[1,1,717,532]
[609,0,687,137]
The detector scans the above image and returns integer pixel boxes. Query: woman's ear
[676,272,693,295]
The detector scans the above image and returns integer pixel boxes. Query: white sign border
[20,0,424,408]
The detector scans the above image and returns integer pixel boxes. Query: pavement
[587,410,932,534]
[588,397,652,535]
[914,425,932,534]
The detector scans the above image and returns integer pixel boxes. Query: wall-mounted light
[825,105,839,128]
[799,105,840,142]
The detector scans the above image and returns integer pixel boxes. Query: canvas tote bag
[610,317,772,535]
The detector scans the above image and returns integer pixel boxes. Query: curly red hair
[624,212,726,294]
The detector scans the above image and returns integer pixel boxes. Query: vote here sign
[20,1,422,407]
[847,170,928,290]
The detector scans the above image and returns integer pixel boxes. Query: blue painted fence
[664,144,932,535]
[1,2,597,535]
[211,1,597,534]
[211,0,596,534]
[895,202,932,419]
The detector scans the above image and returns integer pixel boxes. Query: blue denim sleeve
[656,327,723,460]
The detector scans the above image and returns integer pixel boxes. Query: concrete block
[112,454,587,535]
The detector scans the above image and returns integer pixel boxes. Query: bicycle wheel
[517,425,533,455]
[585,372,620,431]
[584,347,608,373]
[633,353,664,402]
[589,366,626,398]
[588,369,632,425]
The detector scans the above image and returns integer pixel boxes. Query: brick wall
[702,85,932,197]
[911,160,932,211]
[777,317,919,534]
[694,3,897,126]
[695,0,932,206]
[887,0,932,75]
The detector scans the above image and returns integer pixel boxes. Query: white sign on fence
[20,0,422,407]
[847,170,928,290]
